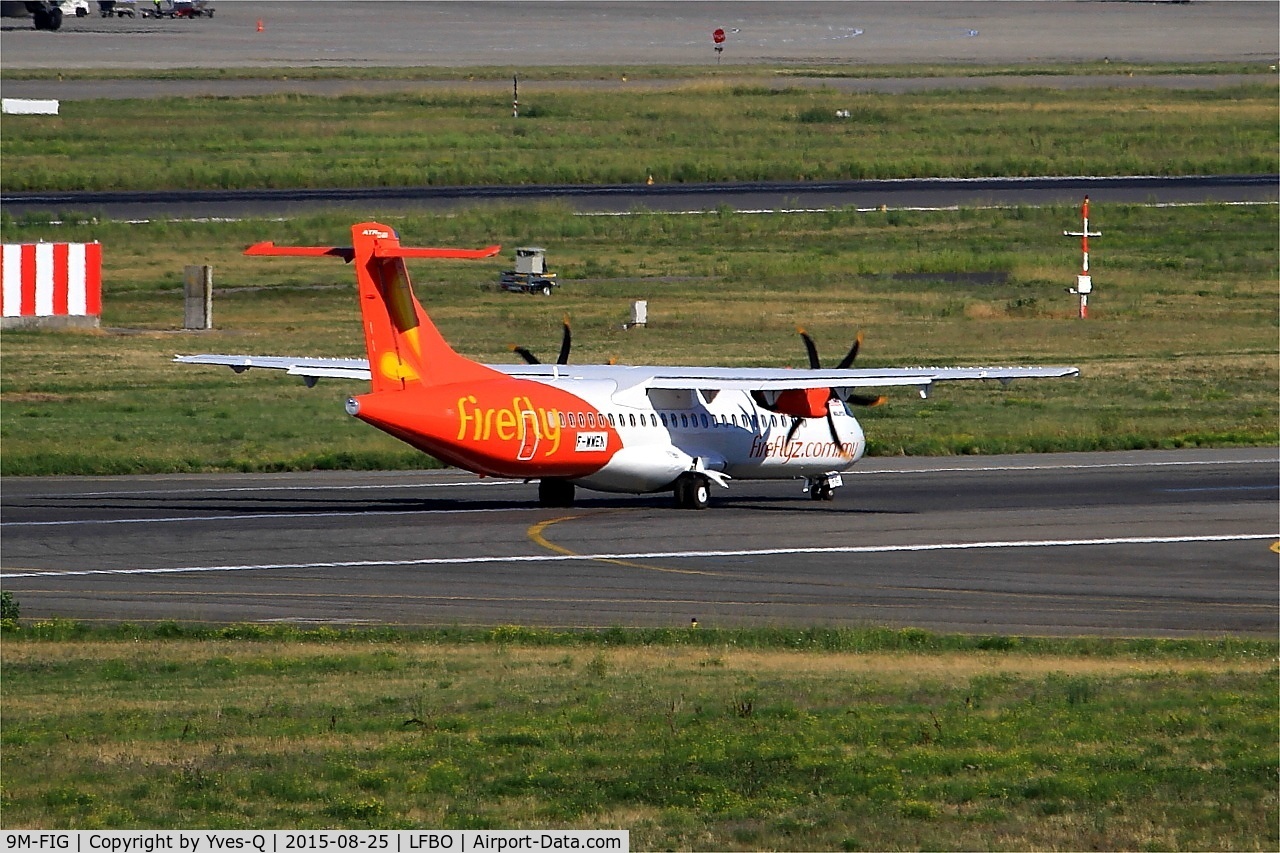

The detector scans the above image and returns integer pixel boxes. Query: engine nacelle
[753,387,829,419]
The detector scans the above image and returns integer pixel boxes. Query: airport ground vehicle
[97,1,135,17]
[140,0,212,18]
[498,247,558,295]
[24,0,87,28]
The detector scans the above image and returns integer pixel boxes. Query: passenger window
[700,414,709,429]
[680,413,689,428]
[586,412,595,427]
[558,412,566,427]
[608,413,616,427]
[629,413,636,427]
[660,412,668,427]
[568,412,577,427]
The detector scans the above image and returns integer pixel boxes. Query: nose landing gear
[805,473,843,502]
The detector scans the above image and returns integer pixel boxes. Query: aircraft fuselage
[347,375,864,494]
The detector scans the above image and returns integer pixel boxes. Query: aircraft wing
[495,363,1079,394]
[176,354,1077,394]
[174,354,372,381]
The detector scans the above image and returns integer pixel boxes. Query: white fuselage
[527,378,866,494]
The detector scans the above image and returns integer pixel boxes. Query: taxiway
[3,449,1275,637]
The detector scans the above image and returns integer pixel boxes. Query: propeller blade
[797,327,821,370]
[846,393,887,407]
[510,345,540,365]
[557,317,572,365]
[835,332,863,370]
[825,411,845,450]
[785,417,803,446]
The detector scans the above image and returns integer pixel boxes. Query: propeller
[789,327,886,451]
[797,327,885,407]
[512,316,572,365]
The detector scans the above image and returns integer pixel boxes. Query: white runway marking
[7,454,1273,507]
[848,458,1278,476]
[4,506,529,528]
[4,534,1274,579]
[16,478,520,500]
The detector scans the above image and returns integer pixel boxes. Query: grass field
[1,625,1275,848]
[1,202,1275,475]
[2,82,1275,192]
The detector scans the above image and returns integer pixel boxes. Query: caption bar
[3,832,628,853]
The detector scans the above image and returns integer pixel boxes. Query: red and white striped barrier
[1,242,102,329]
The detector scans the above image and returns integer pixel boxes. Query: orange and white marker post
[1064,195,1101,319]
[1,241,102,329]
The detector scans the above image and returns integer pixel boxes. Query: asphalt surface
[2,2,1275,70]
[3,449,1276,636]
[5,175,1277,221]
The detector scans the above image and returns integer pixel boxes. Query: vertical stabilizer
[349,222,503,392]
[241,223,502,392]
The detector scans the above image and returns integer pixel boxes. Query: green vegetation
[1,625,1275,847]
[2,202,1275,475]
[2,83,1275,192]
[0,77,1275,474]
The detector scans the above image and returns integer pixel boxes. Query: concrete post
[628,300,647,328]
[184,265,213,330]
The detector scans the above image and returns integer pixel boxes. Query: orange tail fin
[246,222,502,392]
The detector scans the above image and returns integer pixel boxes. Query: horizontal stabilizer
[244,243,355,261]
[380,245,501,260]
[243,242,501,261]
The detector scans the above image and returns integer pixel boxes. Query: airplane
[176,221,1079,509]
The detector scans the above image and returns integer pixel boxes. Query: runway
[2,2,1274,70]
[5,175,1277,222]
[2,449,1275,637]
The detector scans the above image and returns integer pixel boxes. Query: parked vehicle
[97,0,136,17]
[23,0,87,28]
[141,0,211,18]
[499,247,558,296]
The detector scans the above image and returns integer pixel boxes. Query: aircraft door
[517,410,540,461]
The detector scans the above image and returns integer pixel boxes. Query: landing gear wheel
[538,478,575,508]
[811,484,835,501]
[34,7,62,28]
[673,473,710,510]
[540,285,552,296]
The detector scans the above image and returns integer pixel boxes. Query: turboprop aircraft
[177,222,1078,509]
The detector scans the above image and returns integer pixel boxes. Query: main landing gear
[806,473,843,502]
[673,472,711,510]
[538,478,575,508]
